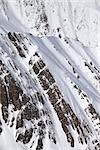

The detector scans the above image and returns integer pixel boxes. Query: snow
[0,121,26,150]
[0,0,100,150]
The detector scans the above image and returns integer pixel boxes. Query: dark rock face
[33,63,40,74]
[8,77,23,110]
[36,138,43,150]
[21,103,39,121]
[0,57,56,148]
[31,53,96,147]
[8,32,26,57]
[38,120,46,129]
[0,80,8,107]
[0,62,9,123]
[0,60,36,134]
[33,58,46,75]
[16,128,33,144]
[0,121,2,135]
[38,69,55,90]
[23,128,33,144]
[16,116,24,129]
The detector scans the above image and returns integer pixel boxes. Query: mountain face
[1,0,100,47]
[0,0,100,150]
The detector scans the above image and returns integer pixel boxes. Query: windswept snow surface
[1,0,100,46]
[0,0,100,150]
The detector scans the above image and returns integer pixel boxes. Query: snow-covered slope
[0,31,100,150]
[0,0,100,150]
[1,0,100,46]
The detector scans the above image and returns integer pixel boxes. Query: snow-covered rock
[0,0,100,150]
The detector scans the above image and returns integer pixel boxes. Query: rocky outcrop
[0,32,100,150]
[0,59,56,149]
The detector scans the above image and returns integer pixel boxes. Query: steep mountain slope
[1,0,100,46]
[0,0,100,150]
[0,31,100,150]
[1,0,100,45]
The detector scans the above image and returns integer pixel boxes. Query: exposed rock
[36,138,43,150]
[23,128,33,144]
[21,103,39,121]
